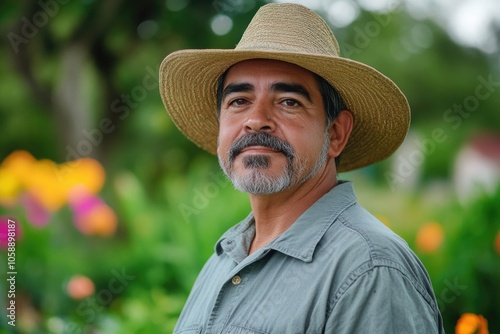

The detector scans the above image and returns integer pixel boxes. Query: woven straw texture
[159,3,410,172]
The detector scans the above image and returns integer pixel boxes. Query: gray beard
[219,130,330,195]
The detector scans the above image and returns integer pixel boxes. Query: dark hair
[215,67,347,166]
[313,73,346,124]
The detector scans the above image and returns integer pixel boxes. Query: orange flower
[67,275,95,300]
[416,221,444,254]
[76,203,117,236]
[69,188,117,236]
[494,231,500,255]
[456,313,489,334]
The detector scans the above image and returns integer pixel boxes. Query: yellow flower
[1,151,113,231]
[0,151,106,212]
[415,221,444,254]
[0,168,22,206]
[23,159,68,212]
[0,151,37,205]
[1,150,38,180]
[58,158,105,195]
[456,313,489,334]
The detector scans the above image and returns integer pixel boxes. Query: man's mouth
[240,146,281,154]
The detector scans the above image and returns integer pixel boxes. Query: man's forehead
[225,59,316,79]
[223,59,319,92]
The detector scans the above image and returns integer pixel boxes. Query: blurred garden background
[1,0,499,333]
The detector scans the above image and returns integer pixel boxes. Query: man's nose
[243,101,276,133]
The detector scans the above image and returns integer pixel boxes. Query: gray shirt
[173,181,444,333]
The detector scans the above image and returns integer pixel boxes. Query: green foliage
[427,187,500,333]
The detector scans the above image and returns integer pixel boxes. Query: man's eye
[283,99,300,107]
[229,98,247,106]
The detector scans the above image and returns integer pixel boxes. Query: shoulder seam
[327,259,438,318]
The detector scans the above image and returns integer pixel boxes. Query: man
[160,3,444,333]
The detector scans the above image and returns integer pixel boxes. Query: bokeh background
[1,0,499,333]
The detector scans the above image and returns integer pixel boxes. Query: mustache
[229,133,294,162]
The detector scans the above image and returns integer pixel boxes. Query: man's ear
[328,110,353,159]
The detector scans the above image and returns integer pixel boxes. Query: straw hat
[159,3,410,172]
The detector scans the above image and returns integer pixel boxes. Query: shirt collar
[216,212,256,264]
[215,181,357,263]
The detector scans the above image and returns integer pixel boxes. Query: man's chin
[242,154,271,169]
[228,167,292,194]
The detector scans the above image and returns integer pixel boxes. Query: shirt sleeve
[324,265,443,334]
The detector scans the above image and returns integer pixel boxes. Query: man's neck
[247,168,338,254]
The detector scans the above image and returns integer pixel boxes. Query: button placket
[231,275,242,285]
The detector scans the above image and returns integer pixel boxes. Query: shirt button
[231,275,242,285]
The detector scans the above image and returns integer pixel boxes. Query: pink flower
[20,193,51,227]
[69,188,117,236]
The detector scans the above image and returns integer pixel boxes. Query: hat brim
[159,49,410,172]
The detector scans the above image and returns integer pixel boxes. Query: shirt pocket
[174,325,202,334]
[226,325,269,334]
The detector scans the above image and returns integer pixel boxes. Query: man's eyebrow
[271,82,312,102]
[221,82,312,102]
[222,83,254,100]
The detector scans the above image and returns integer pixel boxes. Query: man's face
[217,59,332,195]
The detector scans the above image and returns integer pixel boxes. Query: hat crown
[236,3,340,57]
